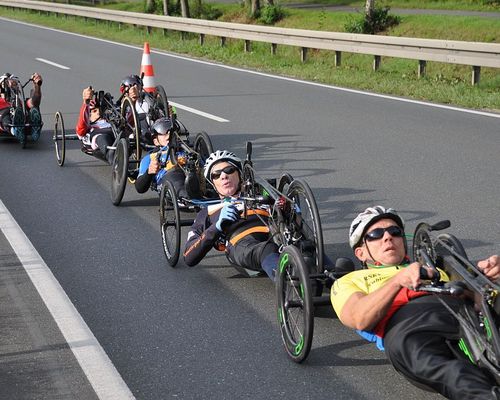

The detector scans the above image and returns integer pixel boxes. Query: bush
[345,6,401,34]
[259,4,285,25]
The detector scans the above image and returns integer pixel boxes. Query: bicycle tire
[277,172,294,194]
[155,85,169,118]
[193,131,214,164]
[110,138,128,206]
[54,111,66,167]
[412,223,436,265]
[120,96,142,165]
[276,245,314,363]
[160,179,181,267]
[286,179,324,275]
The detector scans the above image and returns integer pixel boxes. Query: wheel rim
[160,183,180,266]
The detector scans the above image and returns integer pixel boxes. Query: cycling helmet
[204,150,242,184]
[120,75,142,93]
[152,117,173,136]
[349,205,405,249]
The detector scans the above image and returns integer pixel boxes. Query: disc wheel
[276,245,314,363]
[286,179,324,275]
[53,111,65,167]
[110,138,128,206]
[160,179,181,267]
[120,96,141,173]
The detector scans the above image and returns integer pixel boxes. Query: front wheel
[276,245,314,363]
[160,179,181,267]
[193,131,214,164]
[110,138,128,206]
[120,96,141,165]
[53,111,66,167]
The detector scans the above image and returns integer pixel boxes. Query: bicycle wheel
[437,233,468,259]
[160,179,181,267]
[412,223,436,265]
[121,96,142,165]
[286,179,324,275]
[277,172,294,194]
[53,111,65,167]
[276,245,314,363]
[155,84,169,118]
[110,138,128,206]
[193,131,214,164]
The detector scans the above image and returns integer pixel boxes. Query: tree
[365,0,375,19]
[180,0,190,17]
[162,0,169,16]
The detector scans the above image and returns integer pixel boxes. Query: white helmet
[349,205,405,249]
[203,150,242,184]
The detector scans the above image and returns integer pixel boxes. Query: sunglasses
[211,165,237,180]
[364,225,404,242]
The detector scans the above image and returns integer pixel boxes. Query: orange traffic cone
[140,42,156,93]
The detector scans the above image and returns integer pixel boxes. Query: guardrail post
[472,66,481,85]
[146,26,152,35]
[245,40,251,53]
[418,60,426,78]
[181,31,187,40]
[271,43,277,55]
[335,51,341,67]
[163,29,168,36]
[199,33,205,46]
[221,37,226,47]
[301,47,308,63]
[373,55,381,71]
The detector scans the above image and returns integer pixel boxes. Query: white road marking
[3,16,499,120]
[36,57,70,70]
[0,200,135,400]
[169,101,229,122]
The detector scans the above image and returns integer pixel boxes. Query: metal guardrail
[2,0,499,84]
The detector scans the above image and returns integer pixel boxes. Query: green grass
[2,4,499,111]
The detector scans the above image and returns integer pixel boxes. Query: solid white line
[3,16,500,120]
[170,101,229,122]
[36,57,70,70]
[0,200,135,400]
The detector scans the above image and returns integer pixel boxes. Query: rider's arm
[333,263,422,331]
[27,73,42,109]
[76,102,90,137]
[183,209,222,267]
[135,154,154,193]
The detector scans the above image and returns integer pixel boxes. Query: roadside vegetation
[1,0,499,111]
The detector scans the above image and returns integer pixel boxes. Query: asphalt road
[0,16,499,400]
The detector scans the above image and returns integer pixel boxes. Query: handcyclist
[134,117,187,197]
[183,150,282,280]
[76,86,115,164]
[0,72,43,144]
[331,205,500,400]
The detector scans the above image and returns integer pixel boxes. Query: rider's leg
[29,107,42,142]
[94,133,114,164]
[384,295,497,400]
[11,107,25,145]
[162,167,187,198]
[227,237,279,281]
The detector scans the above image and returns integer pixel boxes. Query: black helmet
[152,118,173,136]
[120,75,142,93]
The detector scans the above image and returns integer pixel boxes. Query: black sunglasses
[211,165,237,180]
[364,226,404,242]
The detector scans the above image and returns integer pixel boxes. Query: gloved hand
[216,204,239,232]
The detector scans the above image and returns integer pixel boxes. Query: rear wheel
[276,245,314,363]
[160,179,181,267]
[54,111,66,167]
[121,96,141,170]
[286,179,324,275]
[110,138,128,206]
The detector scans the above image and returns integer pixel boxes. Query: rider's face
[355,219,406,266]
[212,161,240,198]
[153,134,169,147]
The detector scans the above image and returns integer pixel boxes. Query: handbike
[413,220,500,383]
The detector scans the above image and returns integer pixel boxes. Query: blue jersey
[137,146,187,186]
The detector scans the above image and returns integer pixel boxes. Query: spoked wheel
[412,223,436,265]
[286,179,324,275]
[53,111,66,166]
[155,85,169,118]
[160,179,181,267]
[120,96,141,177]
[276,245,314,363]
[193,131,214,164]
[110,138,128,206]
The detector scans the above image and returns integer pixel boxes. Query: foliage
[190,1,223,20]
[258,4,286,24]
[344,5,401,34]
[143,0,157,14]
